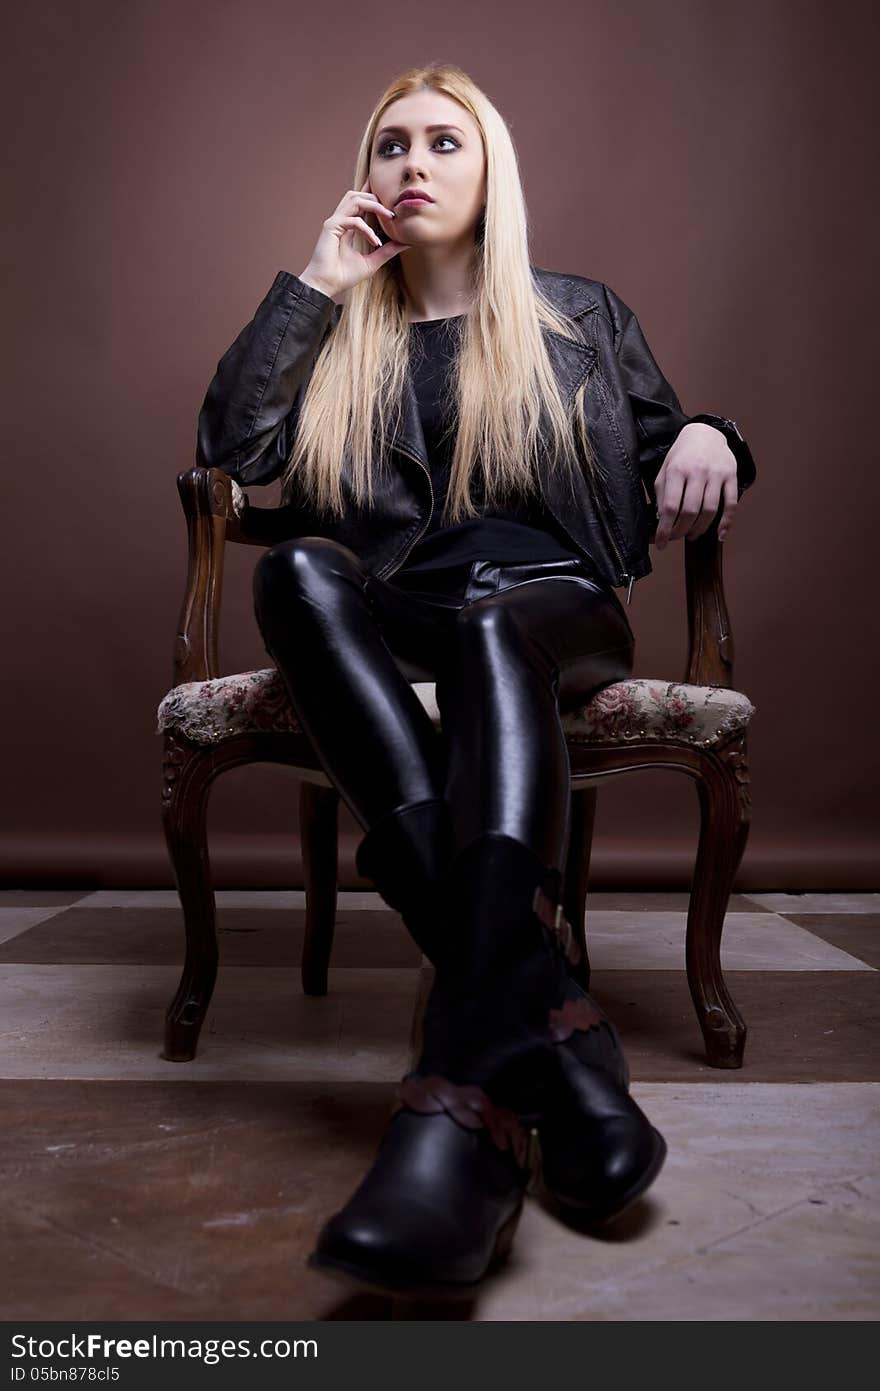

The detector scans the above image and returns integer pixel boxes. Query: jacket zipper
[583,465,633,603]
[605,518,635,605]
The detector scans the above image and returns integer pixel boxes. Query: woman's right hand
[298,178,411,302]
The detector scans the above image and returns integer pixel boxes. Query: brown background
[4,1,877,887]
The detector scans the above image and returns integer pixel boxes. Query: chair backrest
[171,467,736,691]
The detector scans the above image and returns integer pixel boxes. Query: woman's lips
[396,196,433,207]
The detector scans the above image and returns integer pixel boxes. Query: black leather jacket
[196,265,756,598]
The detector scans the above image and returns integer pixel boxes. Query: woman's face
[368,90,486,246]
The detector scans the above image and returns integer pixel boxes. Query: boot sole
[541,1127,668,1230]
[306,1198,524,1303]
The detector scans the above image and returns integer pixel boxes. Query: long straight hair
[280,62,600,522]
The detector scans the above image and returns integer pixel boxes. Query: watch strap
[688,413,756,496]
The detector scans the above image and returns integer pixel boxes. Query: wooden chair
[157,467,755,1071]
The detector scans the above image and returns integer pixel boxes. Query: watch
[687,413,756,495]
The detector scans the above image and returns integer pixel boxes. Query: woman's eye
[376,135,460,157]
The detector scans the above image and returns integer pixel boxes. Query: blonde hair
[280,61,599,522]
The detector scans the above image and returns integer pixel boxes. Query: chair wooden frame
[161,467,752,1071]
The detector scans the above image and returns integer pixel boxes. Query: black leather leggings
[252,538,635,873]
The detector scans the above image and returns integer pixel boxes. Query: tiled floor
[1,889,878,1320]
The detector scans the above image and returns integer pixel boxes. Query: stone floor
[1,888,878,1320]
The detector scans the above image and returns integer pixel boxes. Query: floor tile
[464,1079,873,1318]
[0,891,91,907]
[3,886,878,1322]
[0,965,420,1081]
[566,969,880,1082]
[0,1079,401,1320]
[72,891,397,910]
[2,962,876,1084]
[0,906,421,967]
[585,893,759,912]
[578,911,872,971]
[778,914,880,970]
[72,890,766,912]
[5,906,869,974]
[743,893,880,914]
[5,1080,874,1321]
[0,907,73,947]
[3,1202,220,1320]
[469,1082,880,1321]
[570,1177,879,1320]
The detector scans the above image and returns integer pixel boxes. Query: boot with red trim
[307,830,569,1298]
[307,831,665,1297]
[408,833,666,1230]
[519,860,667,1227]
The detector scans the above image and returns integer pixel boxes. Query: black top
[395,315,585,574]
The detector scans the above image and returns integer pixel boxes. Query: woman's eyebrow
[375,123,466,138]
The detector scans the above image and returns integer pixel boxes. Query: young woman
[196,62,756,1300]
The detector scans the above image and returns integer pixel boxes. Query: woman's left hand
[652,422,738,549]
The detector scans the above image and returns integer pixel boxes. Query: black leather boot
[523,866,667,1227]
[308,833,665,1297]
[409,838,666,1230]
[306,1078,530,1299]
[354,818,665,1232]
[308,831,560,1298]
[536,1016,667,1227]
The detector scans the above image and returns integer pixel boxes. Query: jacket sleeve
[195,271,337,490]
[602,283,756,504]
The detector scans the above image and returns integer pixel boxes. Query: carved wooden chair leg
[300,782,340,996]
[562,785,598,992]
[687,733,751,1068]
[161,732,220,1061]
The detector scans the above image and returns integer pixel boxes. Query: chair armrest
[683,520,735,688]
[172,466,266,686]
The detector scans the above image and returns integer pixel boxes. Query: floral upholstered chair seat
[156,668,754,748]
